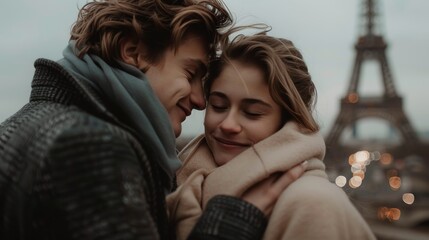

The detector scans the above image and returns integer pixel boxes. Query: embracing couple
[0,0,375,239]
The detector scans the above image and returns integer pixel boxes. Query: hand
[241,161,308,216]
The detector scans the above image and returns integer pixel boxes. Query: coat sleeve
[188,195,267,240]
[264,175,376,240]
[43,126,161,239]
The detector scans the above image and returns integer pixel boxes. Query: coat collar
[30,58,134,134]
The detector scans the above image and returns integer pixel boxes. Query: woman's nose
[219,111,241,133]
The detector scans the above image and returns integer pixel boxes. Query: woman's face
[204,60,283,166]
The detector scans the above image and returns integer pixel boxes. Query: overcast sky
[1,0,428,139]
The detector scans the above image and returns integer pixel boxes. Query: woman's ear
[120,39,148,69]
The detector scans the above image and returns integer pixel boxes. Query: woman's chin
[214,154,234,166]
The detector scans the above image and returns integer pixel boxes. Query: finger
[265,204,274,217]
[271,160,308,191]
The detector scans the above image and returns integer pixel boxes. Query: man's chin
[174,125,182,138]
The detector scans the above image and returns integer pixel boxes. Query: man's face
[144,33,208,137]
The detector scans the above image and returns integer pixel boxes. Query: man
[0,0,303,239]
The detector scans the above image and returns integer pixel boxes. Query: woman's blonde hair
[70,0,232,66]
[206,32,319,132]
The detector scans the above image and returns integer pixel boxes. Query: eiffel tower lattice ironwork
[325,0,420,149]
[323,0,429,231]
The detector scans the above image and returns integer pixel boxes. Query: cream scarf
[167,121,327,239]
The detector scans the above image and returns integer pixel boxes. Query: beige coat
[167,121,376,239]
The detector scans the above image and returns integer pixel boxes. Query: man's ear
[120,39,148,69]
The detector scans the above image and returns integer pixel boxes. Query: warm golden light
[390,208,401,221]
[402,193,415,205]
[378,207,401,221]
[377,207,389,220]
[349,176,362,188]
[355,150,370,164]
[348,154,356,165]
[335,176,347,187]
[347,93,359,103]
[389,176,401,190]
[380,153,393,165]
[353,170,365,180]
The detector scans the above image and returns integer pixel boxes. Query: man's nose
[190,83,206,110]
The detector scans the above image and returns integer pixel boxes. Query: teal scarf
[57,41,181,190]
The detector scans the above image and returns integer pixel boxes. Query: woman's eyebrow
[208,91,227,98]
[209,92,272,108]
[242,98,273,108]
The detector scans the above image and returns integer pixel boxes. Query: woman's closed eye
[243,110,264,119]
[208,94,229,111]
[242,100,273,119]
[208,102,228,111]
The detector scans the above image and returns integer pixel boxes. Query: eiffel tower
[325,0,421,156]
[324,0,429,229]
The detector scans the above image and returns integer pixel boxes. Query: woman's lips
[214,136,250,148]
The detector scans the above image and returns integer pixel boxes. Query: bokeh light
[355,150,370,164]
[349,176,362,188]
[335,175,347,187]
[389,176,401,190]
[380,153,393,165]
[378,207,401,221]
[347,92,359,103]
[402,193,415,205]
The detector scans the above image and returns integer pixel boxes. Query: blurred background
[1,0,428,239]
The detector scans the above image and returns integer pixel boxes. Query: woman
[167,33,376,239]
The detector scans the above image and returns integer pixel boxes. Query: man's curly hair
[70,0,232,66]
